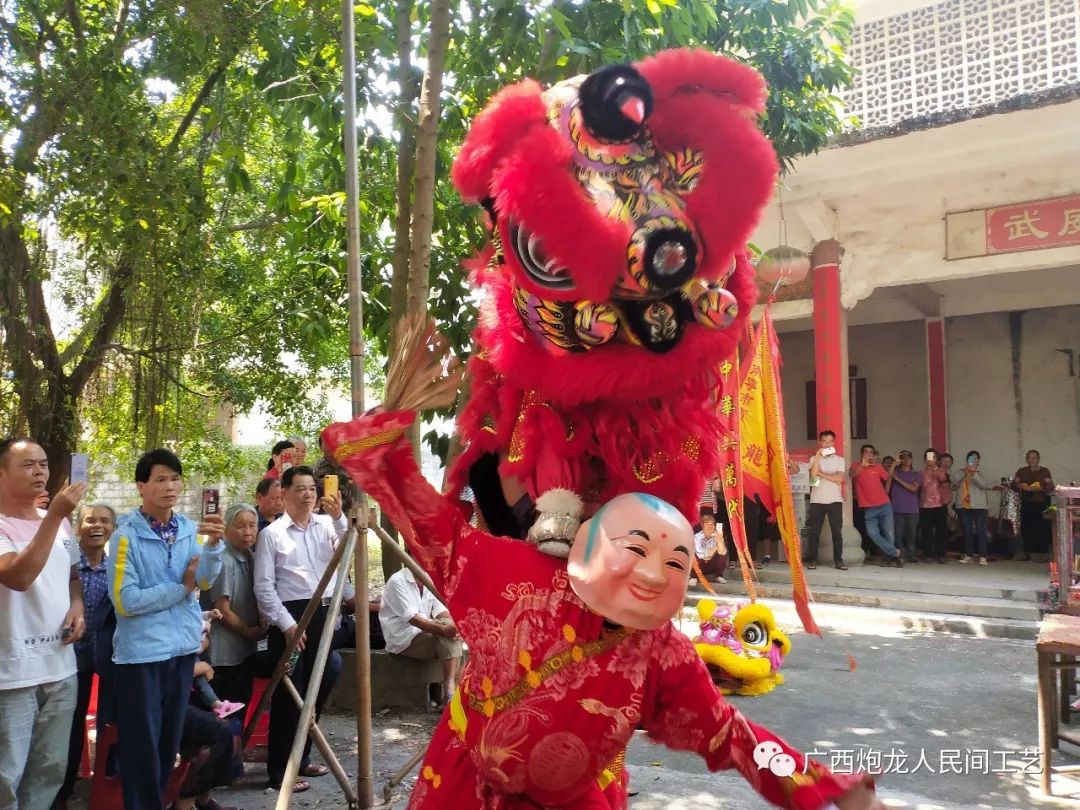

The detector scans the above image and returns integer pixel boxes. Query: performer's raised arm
[642,628,875,809]
[323,410,479,605]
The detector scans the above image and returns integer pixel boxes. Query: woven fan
[382,314,464,413]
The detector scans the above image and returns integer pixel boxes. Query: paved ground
[730,557,1049,596]
[67,617,1080,809]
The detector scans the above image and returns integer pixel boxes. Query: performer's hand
[834,775,885,809]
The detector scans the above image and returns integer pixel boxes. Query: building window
[805,377,869,441]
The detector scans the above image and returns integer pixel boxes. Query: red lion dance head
[447,49,778,555]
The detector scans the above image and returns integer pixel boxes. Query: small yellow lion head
[692,598,791,696]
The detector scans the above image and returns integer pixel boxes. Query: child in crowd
[194,611,246,721]
[209,504,266,710]
[691,511,728,586]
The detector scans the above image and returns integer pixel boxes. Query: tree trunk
[400,0,451,464]
[388,0,417,353]
[0,220,76,493]
[404,0,451,320]
[379,0,421,583]
[34,394,78,495]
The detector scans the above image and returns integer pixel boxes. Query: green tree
[0,0,853,491]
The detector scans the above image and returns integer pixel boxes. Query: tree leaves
[1,0,855,480]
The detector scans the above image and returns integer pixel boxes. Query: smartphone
[70,453,89,485]
[925,451,936,463]
[280,449,295,473]
[820,447,836,457]
[323,474,339,499]
[201,488,220,518]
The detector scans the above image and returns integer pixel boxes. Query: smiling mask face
[567,493,692,630]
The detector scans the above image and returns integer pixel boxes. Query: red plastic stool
[78,674,99,778]
[88,723,190,810]
[244,678,270,750]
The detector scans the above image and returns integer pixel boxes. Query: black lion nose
[643,227,697,290]
[578,64,653,142]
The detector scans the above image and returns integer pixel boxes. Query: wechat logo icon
[754,741,797,778]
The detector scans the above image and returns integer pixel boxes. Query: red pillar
[811,239,846,457]
[926,317,948,450]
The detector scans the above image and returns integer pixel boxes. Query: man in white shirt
[0,438,87,809]
[379,566,463,702]
[806,430,849,571]
[254,465,345,793]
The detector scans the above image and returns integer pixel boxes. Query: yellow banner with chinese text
[739,311,819,635]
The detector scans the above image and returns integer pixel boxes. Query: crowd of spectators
[0,431,412,808]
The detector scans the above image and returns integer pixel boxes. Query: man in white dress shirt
[253,465,345,792]
[379,566,463,703]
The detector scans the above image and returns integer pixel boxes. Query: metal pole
[341,0,373,804]
[274,526,358,810]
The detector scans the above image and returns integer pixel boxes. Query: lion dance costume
[443,48,776,552]
[326,412,866,809]
[694,599,791,697]
[323,48,874,809]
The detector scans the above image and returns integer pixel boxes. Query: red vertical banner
[812,262,845,458]
[715,348,757,601]
[926,318,948,451]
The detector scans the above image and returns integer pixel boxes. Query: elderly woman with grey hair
[207,503,267,708]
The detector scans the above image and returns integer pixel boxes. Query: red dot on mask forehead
[661,532,667,539]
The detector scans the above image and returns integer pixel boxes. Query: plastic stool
[79,674,99,779]
[88,723,190,810]
[244,678,270,750]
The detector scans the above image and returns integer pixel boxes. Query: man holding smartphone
[806,430,848,570]
[0,438,87,808]
[253,465,346,793]
[108,448,225,809]
[850,445,903,567]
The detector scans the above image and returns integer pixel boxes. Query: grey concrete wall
[778,319,929,458]
[775,304,1080,497]
[946,306,1080,487]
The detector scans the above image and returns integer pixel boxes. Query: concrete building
[748,0,1080,559]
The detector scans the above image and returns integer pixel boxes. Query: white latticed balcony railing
[844,0,1080,129]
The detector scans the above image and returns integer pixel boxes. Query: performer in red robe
[325,411,881,810]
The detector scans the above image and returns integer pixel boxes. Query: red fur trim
[464,382,723,524]
[637,49,766,114]
[452,81,549,202]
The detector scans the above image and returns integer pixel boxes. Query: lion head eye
[578,64,654,142]
[741,622,767,646]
